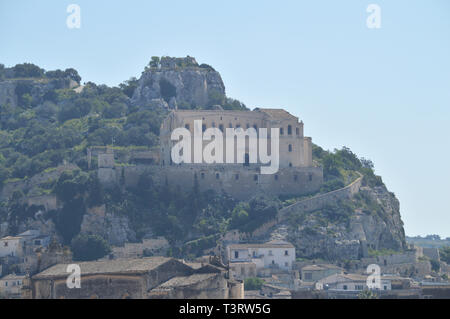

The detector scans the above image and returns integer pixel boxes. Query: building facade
[158,108,323,200]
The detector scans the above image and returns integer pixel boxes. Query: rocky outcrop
[0,78,78,108]
[270,185,406,261]
[131,56,225,109]
[80,205,136,246]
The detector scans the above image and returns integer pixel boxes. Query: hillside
[0,57,406,261]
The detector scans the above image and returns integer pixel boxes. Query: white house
[318,273,392,292]
[227,240,295,272]
[0,236,24,258]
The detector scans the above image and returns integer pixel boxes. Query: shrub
[244,277,265,290]
[71,234,111,261]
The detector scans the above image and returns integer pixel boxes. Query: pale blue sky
[1,0,449,237]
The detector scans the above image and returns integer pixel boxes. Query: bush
[244,277,265,290]
[71,234,111,261]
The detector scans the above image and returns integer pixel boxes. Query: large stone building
[26,257,243,299]
[159,108,323,199]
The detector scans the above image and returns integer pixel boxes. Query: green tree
[244,277,265,290]
[71,234,111,261]
[440,246,450,264]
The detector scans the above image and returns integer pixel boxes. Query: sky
[1,0,449,238]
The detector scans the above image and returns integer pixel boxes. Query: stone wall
[278,173,363,221]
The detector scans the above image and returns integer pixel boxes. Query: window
[272,260,275,265]
[309,174,313,182]
[288,125,292,135]
[296,127,300,135]
[229,123,233,128]
[202,124,206,132]
[201,173,205,179]
[185,124,190,130]
[246,123,250,129]
[235,174,239,180]
[269,250,273,256]
[285,250,289,256]
[216,173,220,180]
[343,285,348,291]
[254,175,258,181]
[355,285,364,290]
[289,144,292,152]
[384,286,387,290]
[212,122,216,128]
[219,124,224,132]
[253,124,258,130]
[274,175,279,181]
[304,273,312,280]
[280,128,284,135]
[294,175,298,181]
[234,251,239,259]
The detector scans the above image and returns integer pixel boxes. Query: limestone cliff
[131,56,226,109]
[270,184,407,261]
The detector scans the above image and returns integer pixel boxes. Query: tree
[71,234,111,261]
[149,56,160,68]
[440,246,450,264]
[64,68,81,84]
[358,290,379,299]
[119,77,139,98]
[13,63,44,78]
[244,277,265,290]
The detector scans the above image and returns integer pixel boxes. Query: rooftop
[33,257,173,279]
[156,273,217,289]
[302,264,343,271]
[228,240,295,250]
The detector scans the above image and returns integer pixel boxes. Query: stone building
[26,257,243,299]
[159,108,323,199]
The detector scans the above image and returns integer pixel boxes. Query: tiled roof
[33,257,173,279]
[156,273,217,288]
[0,274,26,281]
[0,236,22,240]
[229,240,294,249]
[302,264,343,271]
[256,109,297,120]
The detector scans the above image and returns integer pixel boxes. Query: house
[301,264,343,282]
[317,273,392,292]
[0,274,26,298]
[27,256,243,299]
[227,240,295,275]
[0,236,24,258]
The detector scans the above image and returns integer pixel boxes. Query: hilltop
[0,57,406,262]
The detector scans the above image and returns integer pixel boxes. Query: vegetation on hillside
[0,62,391,258]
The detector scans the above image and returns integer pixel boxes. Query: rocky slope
[131,56,226,109]
[270,185,406,261]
